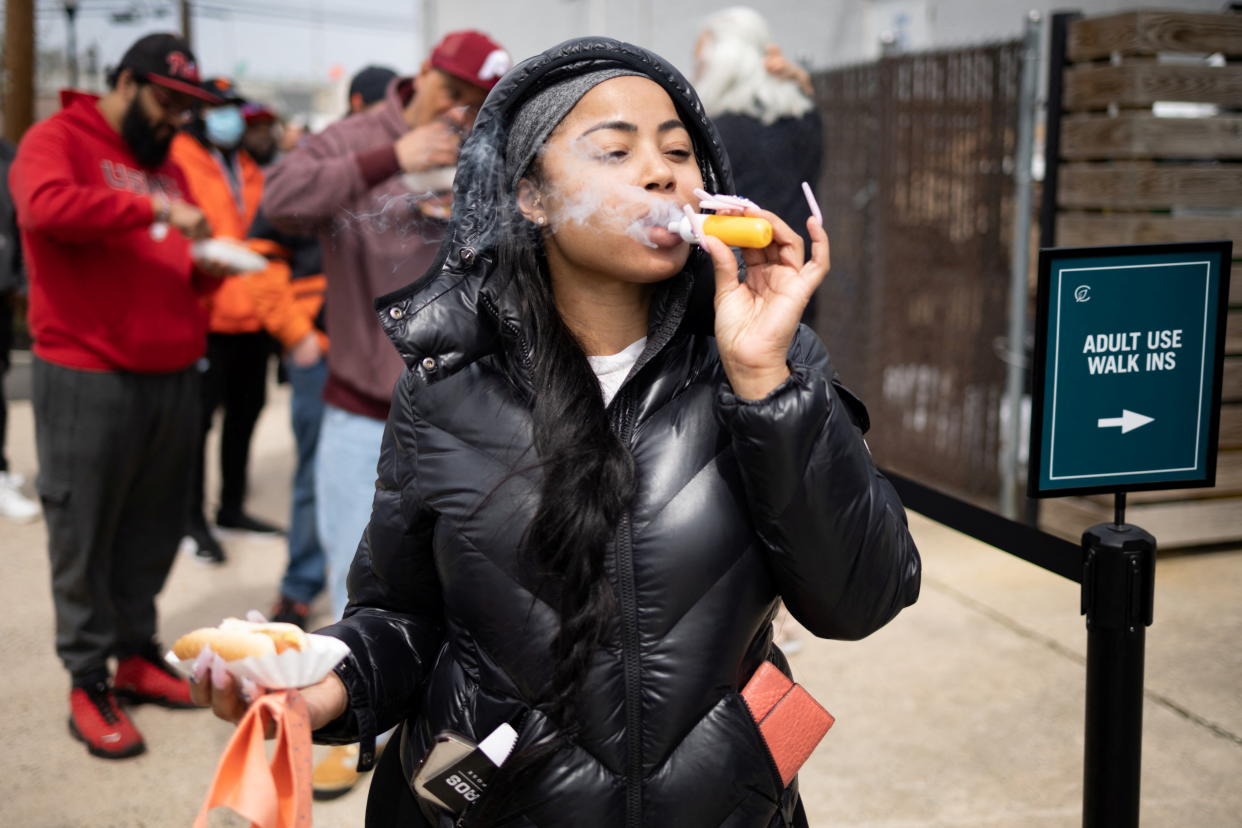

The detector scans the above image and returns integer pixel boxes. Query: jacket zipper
[478,291,534,374]
[611,393,643,828]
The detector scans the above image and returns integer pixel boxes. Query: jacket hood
[58,91,125,149]
[377,37,732,378]
[60,89,100,109]
[375,75,416,137]
[449,37,733,256]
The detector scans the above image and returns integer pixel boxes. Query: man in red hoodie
[8,33,224,759]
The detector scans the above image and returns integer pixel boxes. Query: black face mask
[120,91,175,169]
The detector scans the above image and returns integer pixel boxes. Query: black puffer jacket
[316,38,921,827]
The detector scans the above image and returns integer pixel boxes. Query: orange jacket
[171,132,264,333]
[246,236,328,354]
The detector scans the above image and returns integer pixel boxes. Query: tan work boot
[312,744,363,801]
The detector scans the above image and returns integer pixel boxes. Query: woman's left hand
[699,207,830,400]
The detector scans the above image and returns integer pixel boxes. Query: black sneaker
[187,525,226,565]
[216,509,284,536]
[270,596,310,629]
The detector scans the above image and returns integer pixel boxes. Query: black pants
[32,356,198,681]
[366,732,431,827]
[192,331,271,520]
[0,291,13,473]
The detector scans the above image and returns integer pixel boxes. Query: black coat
[315,38,921,828]
[0,139,22,294]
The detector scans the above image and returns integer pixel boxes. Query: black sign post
[1080,518,1155,828]
[1029,241,1231,828]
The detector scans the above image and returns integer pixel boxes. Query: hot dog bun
[219,618,308,653]
[171,627,276,661]
[171,628,218,661]
[253,622,307,653]
[173,618,309,662]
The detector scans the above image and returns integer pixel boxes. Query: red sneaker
[69,681,146,759]
[114,654,196,709]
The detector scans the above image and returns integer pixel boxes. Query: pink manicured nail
[191,646,213,683]
[246,608,267,624]
[801,181,822,225]
[683,204,707,245]
[240,677,259,705]
[694,187,756,215]
[210,653,230,690]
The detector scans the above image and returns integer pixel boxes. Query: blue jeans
[314,403,385,622]
[279,357,328,605]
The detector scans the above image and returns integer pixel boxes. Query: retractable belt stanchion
[1080,493,1154,828]
[1025,238,1229,826]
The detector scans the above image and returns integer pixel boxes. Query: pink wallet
[740,661,835,786]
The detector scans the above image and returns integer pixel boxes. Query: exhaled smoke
[328,111,698,262]
[333,185,452,241]
[545,182,685,248]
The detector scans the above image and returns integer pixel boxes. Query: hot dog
[172,619,307,661]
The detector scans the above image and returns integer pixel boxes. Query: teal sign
[1030,242,1232,497]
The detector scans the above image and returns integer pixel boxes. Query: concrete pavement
[1,382,1239,827]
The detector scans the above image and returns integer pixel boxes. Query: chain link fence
[811,41,1023,509]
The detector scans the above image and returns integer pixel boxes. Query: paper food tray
[165,633,350,690]
[191,238,268,274]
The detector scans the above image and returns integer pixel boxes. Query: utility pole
[65,1,81,89]
[180,0,194,51]
[1000,11,1041,520]
[3,0,35,144]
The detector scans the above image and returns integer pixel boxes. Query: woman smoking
[194,37,921,827]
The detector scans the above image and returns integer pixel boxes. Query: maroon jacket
[262,78,444,419]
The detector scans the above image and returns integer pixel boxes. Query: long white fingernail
[211,654,229,690]
[683,204,707,245]
[191,646,213,683]
[801,181,822,225]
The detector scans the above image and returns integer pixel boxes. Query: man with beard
[241,102,282,167]
[8,33,224,759]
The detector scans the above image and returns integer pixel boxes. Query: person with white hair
[695,6,823,327]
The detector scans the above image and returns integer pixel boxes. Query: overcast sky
[21,0,428,83]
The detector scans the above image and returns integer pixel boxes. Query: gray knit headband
[504,68,642,188]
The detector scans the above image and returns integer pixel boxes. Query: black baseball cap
[115,33,222,104]
[348,65,397,107]
[203,77,246,105]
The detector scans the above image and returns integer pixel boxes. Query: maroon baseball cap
[242,102,278,124]
[429,30,510,91]
[116,33,222,104]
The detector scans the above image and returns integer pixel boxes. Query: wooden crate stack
[1041,9,1242,548]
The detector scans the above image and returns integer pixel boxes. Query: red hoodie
[9,91,216,373]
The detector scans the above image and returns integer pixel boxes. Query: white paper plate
[403,166,456,194]
[191,238,269,274]
[165,633,350,690]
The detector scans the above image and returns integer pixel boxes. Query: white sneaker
[0,471,40,523]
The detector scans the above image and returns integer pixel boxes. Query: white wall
[429,0,1232,78]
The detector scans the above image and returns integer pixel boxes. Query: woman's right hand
[190,656,349,731]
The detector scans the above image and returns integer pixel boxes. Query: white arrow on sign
[1097,409,1155,434]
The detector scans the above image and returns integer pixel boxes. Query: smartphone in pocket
[413,732,477,810]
